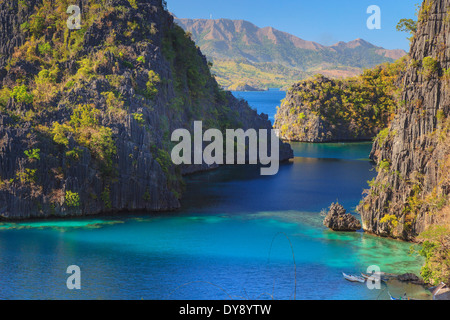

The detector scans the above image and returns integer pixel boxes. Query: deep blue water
[0,90,430,300]
[232,89,286,124]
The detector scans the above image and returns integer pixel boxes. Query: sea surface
[232,88,286,124]
[0,89,430,300]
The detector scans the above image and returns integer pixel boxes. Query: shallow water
[0,154,429,300]
[0,91,430,300]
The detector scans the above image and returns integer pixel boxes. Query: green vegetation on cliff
[356,0,450,284]
[0,0,282,219]
[274,57,408,142]
[415,225,450,285]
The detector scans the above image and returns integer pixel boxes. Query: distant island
[227,82,267,91]
[175,18,407,88]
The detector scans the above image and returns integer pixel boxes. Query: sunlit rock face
[358,0,450,240]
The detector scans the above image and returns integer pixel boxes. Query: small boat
[388,291,411,300]
[361,273,384,282]
[343,272,365,283]
[429,282,447,300]
[361,272,392,283]
[361,273,371,280]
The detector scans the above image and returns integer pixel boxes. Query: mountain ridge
[177,18,406,53]
[175,17,407,89]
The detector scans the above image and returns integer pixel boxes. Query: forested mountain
[176,18,407,89]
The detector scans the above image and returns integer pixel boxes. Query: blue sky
[167,0,418,51]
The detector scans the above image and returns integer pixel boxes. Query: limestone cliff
[0,0,292,220]
[274,60,406,142]
[358,0,450,240]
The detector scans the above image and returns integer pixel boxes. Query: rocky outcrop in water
[398,273,422,283]
[358,0,450,240]
[323,203,362,231]
[0,0,292,220]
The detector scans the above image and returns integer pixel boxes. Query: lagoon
[0,90,429,300]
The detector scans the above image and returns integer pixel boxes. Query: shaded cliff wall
[0,0,292,220]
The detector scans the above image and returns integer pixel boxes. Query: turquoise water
[0,91,430,300]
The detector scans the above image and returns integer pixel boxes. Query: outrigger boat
[361,273,384,282]
[388,291,411,300]
[343,272,365,283]
[429,282,447,300]
[361,272,394,283]
[361,273,371,280]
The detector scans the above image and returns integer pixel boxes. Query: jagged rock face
[0,0,292,220]
[323,203,362,232]
[274,67,405,143]
[0,0,40,68]
[358,0,450,240]
[275,76,378,142]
